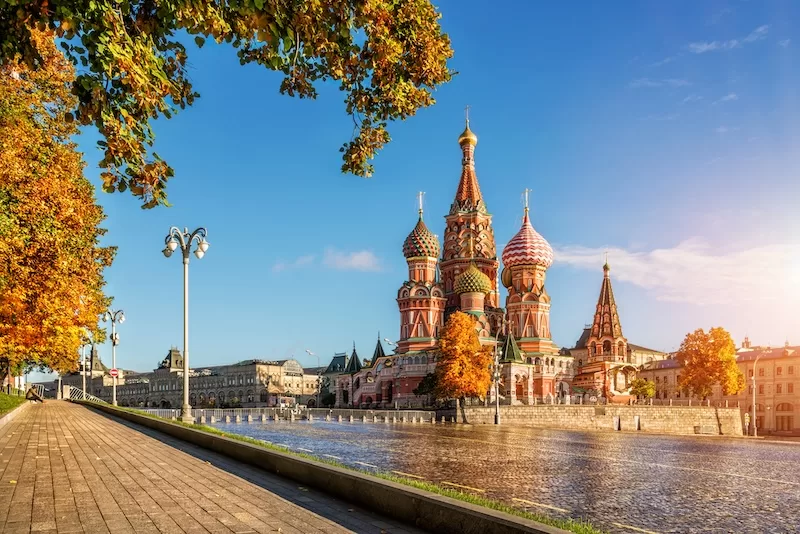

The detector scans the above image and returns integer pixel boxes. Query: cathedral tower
[500,191,557,356]
[439,118,501,332]
[396,193,446,354]
[585,260,627,363]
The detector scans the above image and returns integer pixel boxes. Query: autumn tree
[413,372,438,406]
[629,378,655,400]
[676,327,744,400]
[0,31,114,377]
[0,0,454,208]
[435,312,492,414]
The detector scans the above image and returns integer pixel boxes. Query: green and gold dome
[454,262,492,295]
[402,216,440,259]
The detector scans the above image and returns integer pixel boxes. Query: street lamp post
[163,226,209,423]
[102,309,125,405]
[305,349,322,408]
[752,353,762,438]
[80,328,94,400]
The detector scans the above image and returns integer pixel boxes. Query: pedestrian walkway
[0,401,422,534]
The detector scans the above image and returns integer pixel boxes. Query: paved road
[212,419,800,534]
[0,402,423,534]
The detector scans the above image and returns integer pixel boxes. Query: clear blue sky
[47,1,800,378]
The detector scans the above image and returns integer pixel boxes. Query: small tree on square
[676,327,744,400]
[629,378,655,400]
[434,312,492,416]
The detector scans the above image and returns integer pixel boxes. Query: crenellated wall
[438,405,744,436]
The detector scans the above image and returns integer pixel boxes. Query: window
[790,366,795,375]
[777,384,783,394]
[759,368,764,377]
[790,384,794,394]
[758,385,764,394]
[748,369,754,377]
[748,385,753,394]
[778,367,783,376]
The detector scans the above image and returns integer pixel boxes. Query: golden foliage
[0,31,114,375]
[676,327,744,400]
[1,0,454,207]
[435,312,492,401]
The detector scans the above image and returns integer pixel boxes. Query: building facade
[639,340,800,435]
[62,348,323,408]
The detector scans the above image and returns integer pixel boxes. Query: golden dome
[458,121,478,146]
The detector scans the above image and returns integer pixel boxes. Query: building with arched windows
[61,348,323,408]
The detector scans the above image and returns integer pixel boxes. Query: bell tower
[397,193,446,354]
[439,114,501,333]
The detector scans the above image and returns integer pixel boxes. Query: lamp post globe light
[163,226,209,423]
[102,308,125,405]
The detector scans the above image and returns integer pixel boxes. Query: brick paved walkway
[0,402,422,534]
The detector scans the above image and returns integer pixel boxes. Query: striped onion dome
[402,216,440,259]
[501,212,553,269]
[454,262,492,295]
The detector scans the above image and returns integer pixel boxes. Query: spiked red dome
[502,212,553,269]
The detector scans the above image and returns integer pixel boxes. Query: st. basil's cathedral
[334,120,666,409]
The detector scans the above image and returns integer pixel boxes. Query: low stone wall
[79,402,567,534]
[307,407,435,422]
[439,405,743,436]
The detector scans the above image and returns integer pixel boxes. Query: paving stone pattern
[214,419,800,533]
[0,402,423,534]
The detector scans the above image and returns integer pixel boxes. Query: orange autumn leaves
[0,31,114,375]
[0,0,453,208]
[435,312,493,401]
[676,327,744,400]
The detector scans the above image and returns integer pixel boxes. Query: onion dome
[502,211,553,269]
[402,216,440,259]
[454,262,492,295]
[458,120,478,146]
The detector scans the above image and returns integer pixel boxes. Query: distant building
[61,348,323,408]
[639,339,800,435]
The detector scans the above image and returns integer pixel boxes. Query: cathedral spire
[452,112,484,214]
[587,261,626,358]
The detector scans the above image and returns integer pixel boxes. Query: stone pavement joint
[0,402,424,534]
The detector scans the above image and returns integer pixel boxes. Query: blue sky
[41,1,800,378]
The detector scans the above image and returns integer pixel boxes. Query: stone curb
[79,401,568,534]
[0,399,31,429]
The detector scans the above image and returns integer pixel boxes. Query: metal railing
[68,388,107,404]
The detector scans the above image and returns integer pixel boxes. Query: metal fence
[67,388,107,404]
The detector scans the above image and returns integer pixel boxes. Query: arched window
[578,359,583,368]
[776,403,793,412]
[603,340,612,354]
[247,390,254,403]
[590,342,597,355]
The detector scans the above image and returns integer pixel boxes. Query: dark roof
[737,345,799,362]
[642,358,681,370]
[372,338,386,361]
[344,344,363,374]
[500,333,524,363]
[572,327,591,349]
[303,366,327,375]
[324,353,348,374]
